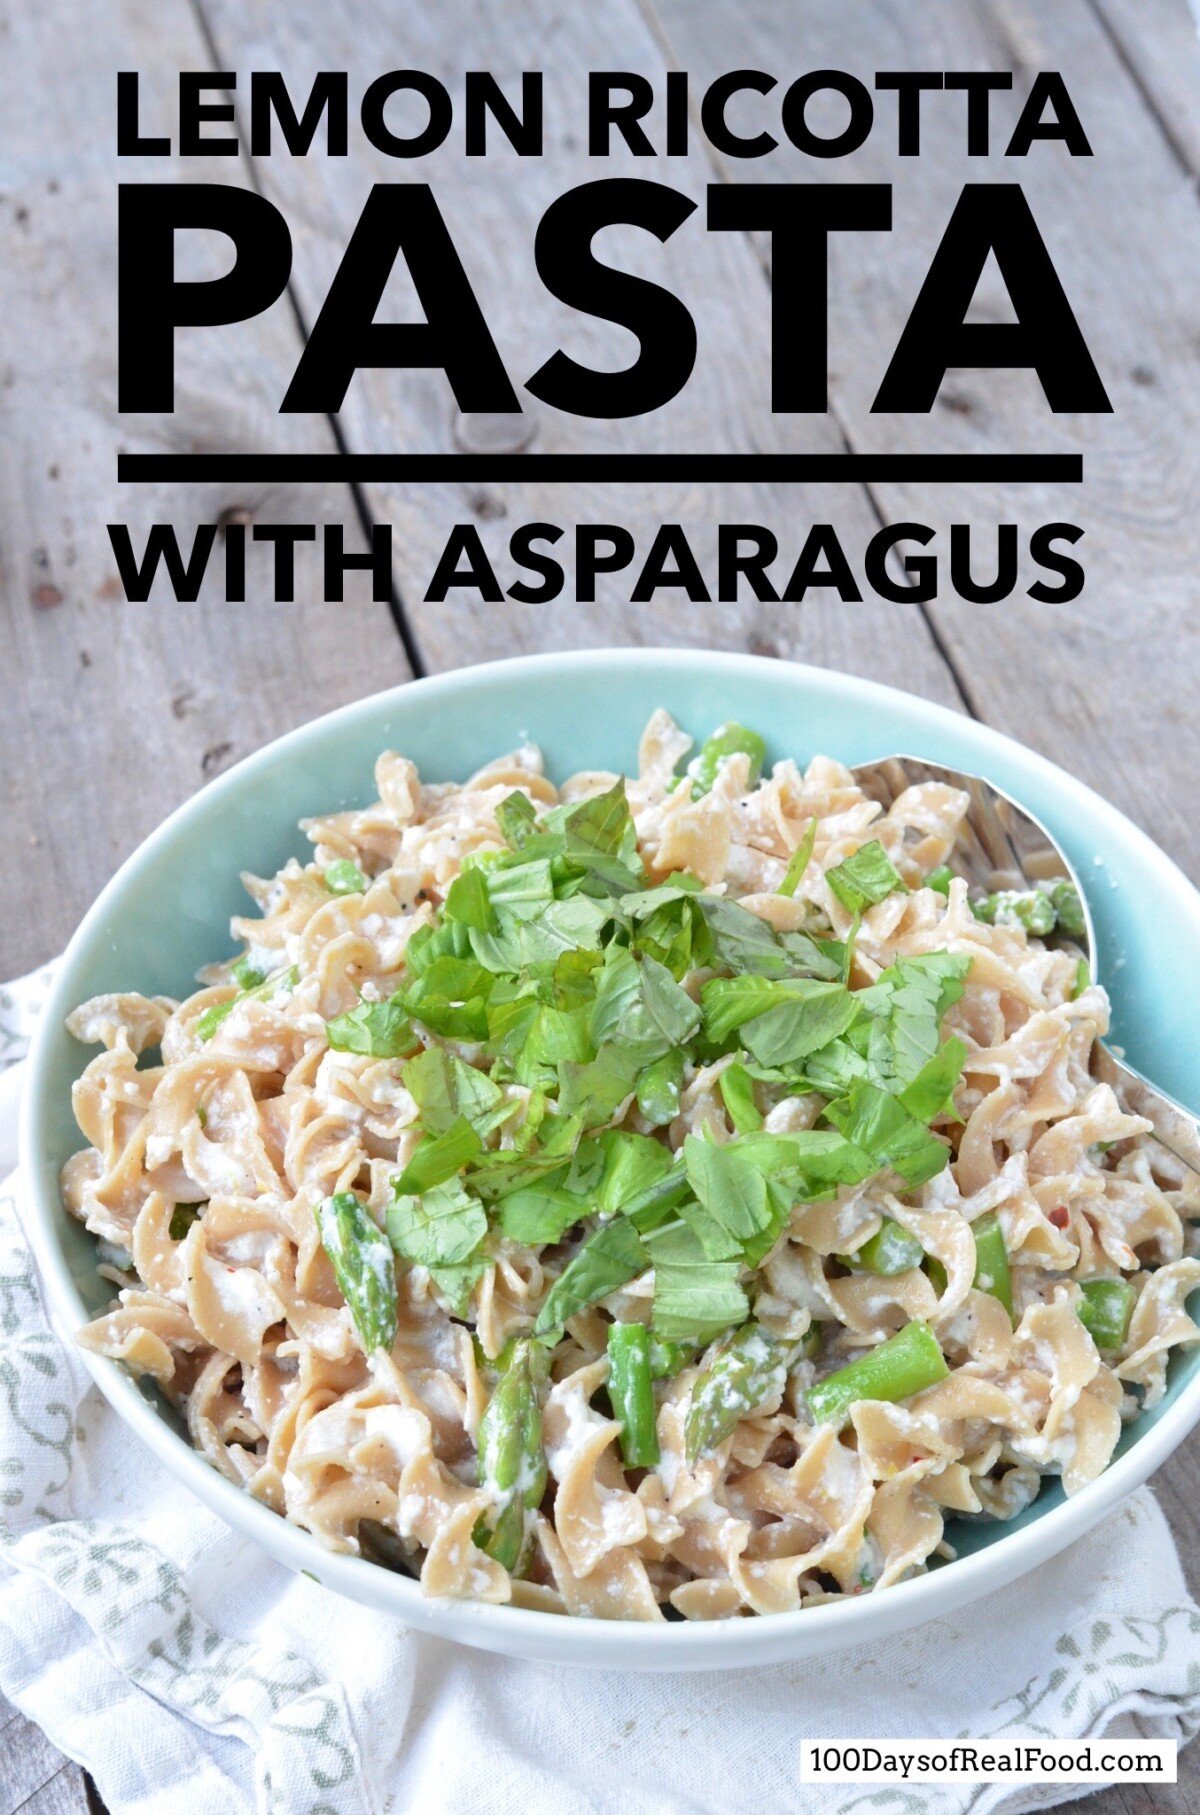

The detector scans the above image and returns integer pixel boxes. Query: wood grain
[0,0,411,978]
[196,0,968,709]
[1089,0,1200,177]
[11,1767,98,1815]
[0,1690,82,1815]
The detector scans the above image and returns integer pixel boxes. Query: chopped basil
[637,1048,685,1126]
[207,718,1039,1435]
[825,841,907,915]
[643,1220,749,1346]
[325,996,416,1059]
[533,1217,648,1341]
[394,1115,483,1194]
[718,1063,763,1134]
[387,1176,488,1270]
[778,817,818,898]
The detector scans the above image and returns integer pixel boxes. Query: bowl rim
[19,645,1200,1667]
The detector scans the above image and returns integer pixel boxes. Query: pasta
[61,711,1200,1621]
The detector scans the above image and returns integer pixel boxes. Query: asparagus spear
[475,1339,547,1571]
[973,888,1057,936]
[690,723,767,798]
[324,859,368,895]
[314,1193,399,1355]
[1047,878,1087,939]
[1078,1277,1134,1351]
[971,1211,1014,1321]
[806,1320,948,1427]
[842,1216,924,1277]
[648,1335,698,1380]
[607,1322,660,1467]
[685,1321,794,1462]
[974,879,1086,940]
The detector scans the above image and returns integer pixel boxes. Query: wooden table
[3,0,1199,1808]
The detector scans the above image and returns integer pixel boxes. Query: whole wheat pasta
[61,711,1200,1620]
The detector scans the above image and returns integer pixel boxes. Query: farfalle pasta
[61,711,1200,1620]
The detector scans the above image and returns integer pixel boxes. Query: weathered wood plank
[196,0,967,710]
[0,0,411,976]
[1089,0,1200,177]
[648,0,1200,886]
[11,1765,95,1815]
[0,1696,81,1815]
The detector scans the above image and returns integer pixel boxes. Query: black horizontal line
[117,452,1082,483]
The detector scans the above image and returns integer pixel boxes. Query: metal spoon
[853,755,1200,1184]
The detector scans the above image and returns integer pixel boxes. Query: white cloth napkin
[2,964,1199,1815]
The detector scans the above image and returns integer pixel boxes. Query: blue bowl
[20,650,1200,1668]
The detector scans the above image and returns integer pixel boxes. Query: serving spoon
[853,755,1200,1186]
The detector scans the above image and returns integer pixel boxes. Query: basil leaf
[471,894,609,973]
[897,1036,967,1123]
[590,945,644,1047]
[404,919,473,976]
[403,1046,505,1134]
[778,817,818,898]
[777,1128,877,1194]
[825,1082,950,1187]
[387,1177,488,1268]
[402,955,493,1040]
[800,1035,870,1096]
[496,791,538,849]
[561,781,643,891]
[444,867,497,932]
[645,1220,749,1346]
[779,929,845,982]
[394,1115,483,1194]
[701,975,787,1043]
[636,1048,684,1126]
[825,841,907,914]
[557,1043,642,1128]
[621,1162,691,1232]
[429,1255,491,1317]
[498,1178,584,1244]
[681,1134,788,1266]
[485,857,556,917]
[593,1128,676,1214]
[718,1063,763,1133]
[533,1218,648,1339]
[694,894,792,978]
[858,952,972,1094]
[741,982,860,1068]
[325,996,416,1059]
[592,947,700,1069]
